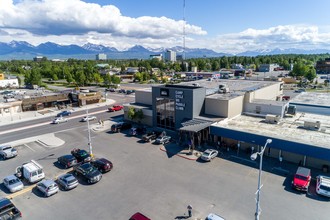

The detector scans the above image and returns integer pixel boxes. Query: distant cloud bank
[1,0,330,54]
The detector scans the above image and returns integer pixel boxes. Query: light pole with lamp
[250,138,272,220]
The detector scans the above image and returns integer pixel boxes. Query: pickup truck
[0,197,22,219]
[0,145,18,160]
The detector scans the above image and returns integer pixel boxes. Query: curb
[159,147,198,161]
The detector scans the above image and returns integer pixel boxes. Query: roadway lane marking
[24,143,36,152]
[0,109,108,135]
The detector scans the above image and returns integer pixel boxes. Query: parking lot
[1,125,330,220]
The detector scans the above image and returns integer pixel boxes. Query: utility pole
[86,109,93,158]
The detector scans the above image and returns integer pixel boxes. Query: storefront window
[156,98,175,130]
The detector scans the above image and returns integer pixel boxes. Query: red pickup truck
[108,105,123,112]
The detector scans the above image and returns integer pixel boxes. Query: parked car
[52,117,68,124]
[57,155,78,168]
[73,163,102,184]
[81,115,97,122]
[105,88,116,92]
[111,122,132,133]
[129,127,146,136]
[206,213,225,220]
[292,166,311,192]
[15,160,45,184]
[57,174,79,191]
[3,175,24,193]
[154,135,171,144]
[126,89,135,94]
[142,131,159,142]
[0,197,22,219]
[0,145,18,159]
[118,89,126,93]
[129,212,151,220]
[36,179,59,197]
[201,149,219,161]
[294,88,306,93]
[71,148,92,163]
[316,175,330,197]
[108,105,124,112]
[56,110,72,117]
[91,158,113,173]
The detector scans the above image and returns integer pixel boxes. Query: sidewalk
[160,143,201,160]
[0,99,116,127]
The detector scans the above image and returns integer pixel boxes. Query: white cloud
[0,0,206,38]
[1,1,330,54]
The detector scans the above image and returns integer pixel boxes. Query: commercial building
[96,53,107,60]
[150,54,163,61]
[164,50,176,62]
[124,79,330,169]
[316,58,330,74]
[258,64,279,72]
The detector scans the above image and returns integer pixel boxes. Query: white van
[16,160,45,183]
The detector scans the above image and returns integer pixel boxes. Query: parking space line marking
[24,143,35,152]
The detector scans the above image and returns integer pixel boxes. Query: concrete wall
[135,90,152,105]
[244,102,285,116]
[248,82,283,101]
[227,96,244,118]
[205,98,228,117]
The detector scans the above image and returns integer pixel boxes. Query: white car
[316,175,330,197]
[52,117,68,124]
[81,116,97,122]
[0,145,18,159]
[36,179,59,197]
[3,175,24,193]
[200,149,218,161]
[206,213,225,220]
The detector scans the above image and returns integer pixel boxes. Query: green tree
[75,70,86,86]
[304,66,317,82]
[127,106,136,121]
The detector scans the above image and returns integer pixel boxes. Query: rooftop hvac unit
[265,114,280,124]
[218,84,229,93]
[286,105,296,115]
[303,120,321,130]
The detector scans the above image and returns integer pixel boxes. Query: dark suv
[0,197,22,220]
[57,155,78,168]
[73,163,102,184]
[57,110,72,117]
[111,122,132,133]
[71,148,92,163]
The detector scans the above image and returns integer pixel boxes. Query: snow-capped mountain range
[0,41,329,60]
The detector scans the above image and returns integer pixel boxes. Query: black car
[111,122,132,133]
[57,110,72,117]
[57,155,78,168]
[71,148,92,163]
[73,163,102,184]
[91,158,113,173]
[129,127,146,136]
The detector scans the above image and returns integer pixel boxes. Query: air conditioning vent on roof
[218,84,229,93]
[265,114,281,124]
[303,120,321,130]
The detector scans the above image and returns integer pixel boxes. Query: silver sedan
[57,174,78,190]
[200,149,219,161]
[3,175,24,193]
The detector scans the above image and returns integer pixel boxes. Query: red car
[108,105,124,112]
[292,166,311,192]
[91,158,113,173]
[129,212,151,220]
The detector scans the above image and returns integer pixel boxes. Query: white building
[164,50,176,62]
[96,53,107,60]
[0,78,19,88]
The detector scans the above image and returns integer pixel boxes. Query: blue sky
[1,0,330,54]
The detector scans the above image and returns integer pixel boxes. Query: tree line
[0,53,328,86]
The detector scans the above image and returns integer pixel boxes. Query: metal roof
[180,118,214,133]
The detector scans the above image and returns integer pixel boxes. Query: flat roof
[291,92,330,107]
[212,113,330,149]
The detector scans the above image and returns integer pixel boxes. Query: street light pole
[250,139,272,220]
[86,109,93,158]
